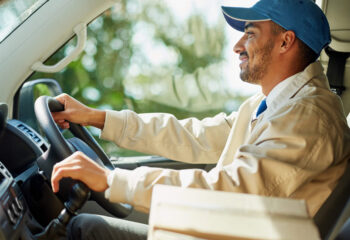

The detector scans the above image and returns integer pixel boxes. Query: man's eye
[244,31,255,39]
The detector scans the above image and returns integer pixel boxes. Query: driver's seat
[314,159,350,239]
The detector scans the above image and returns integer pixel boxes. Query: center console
[0,162,40,240]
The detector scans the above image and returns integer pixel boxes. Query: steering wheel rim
[34,95,132,218]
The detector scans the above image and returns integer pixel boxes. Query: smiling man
[51,0,350,239]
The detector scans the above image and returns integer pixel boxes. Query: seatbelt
[325,47,350,96]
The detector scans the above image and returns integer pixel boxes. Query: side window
[26,0,258,157]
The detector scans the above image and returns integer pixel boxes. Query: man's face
[234,21,277,84]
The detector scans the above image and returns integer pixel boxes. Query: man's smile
[239,52,249,68]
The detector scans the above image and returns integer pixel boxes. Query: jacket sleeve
[100,110,237,164]
[105,102,349,214]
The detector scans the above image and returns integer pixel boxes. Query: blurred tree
[28,0,250,157]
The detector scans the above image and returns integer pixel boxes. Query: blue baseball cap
[222,0,331,55]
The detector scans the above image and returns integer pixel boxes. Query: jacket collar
[265,61,328,113]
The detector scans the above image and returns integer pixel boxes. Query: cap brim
[222,6,270,32]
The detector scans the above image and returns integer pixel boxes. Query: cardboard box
[148,185,320,240]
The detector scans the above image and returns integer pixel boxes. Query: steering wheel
[0,103,8,140]
[34,95,132,218]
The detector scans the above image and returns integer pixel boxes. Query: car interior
[0,0,349,239]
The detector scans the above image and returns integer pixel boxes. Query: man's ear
[279,30,296,53]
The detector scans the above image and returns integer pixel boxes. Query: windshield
[0,0,46,42]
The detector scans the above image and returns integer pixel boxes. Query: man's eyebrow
[244,22,256,31]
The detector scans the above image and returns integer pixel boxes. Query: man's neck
[261,62,308,96]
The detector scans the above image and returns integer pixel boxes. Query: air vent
[17,124,41,143]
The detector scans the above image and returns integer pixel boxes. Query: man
[51,0,350,239]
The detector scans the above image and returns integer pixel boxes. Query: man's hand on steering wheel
[52,93,106,129]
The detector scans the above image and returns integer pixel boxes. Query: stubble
[240,41,275,84]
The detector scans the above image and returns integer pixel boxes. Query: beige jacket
[101,61,350,216]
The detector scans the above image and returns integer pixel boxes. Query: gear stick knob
[58,182,90,226]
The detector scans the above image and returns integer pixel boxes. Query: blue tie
[256,99,267,117]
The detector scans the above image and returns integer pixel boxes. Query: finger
[61,122,70,129]
[51,152,87,173]
[52,111,69,121]
[51,157,80,177]
[54,122,69,129]
[51,112,69,126]
[51,166,82,193]
[52,158,82,171]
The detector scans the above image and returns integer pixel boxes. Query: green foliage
[28,0,250,157]
[33,84,53,100]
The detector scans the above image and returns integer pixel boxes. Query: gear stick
[58,182,90,226]
[35,182,90,239]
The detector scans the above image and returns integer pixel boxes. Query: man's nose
[233,35,246,54]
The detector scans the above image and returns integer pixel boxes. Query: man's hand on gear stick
[51,151,111,193]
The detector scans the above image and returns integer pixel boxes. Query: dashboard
[0,104,64,239]
[0,120,48,178]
